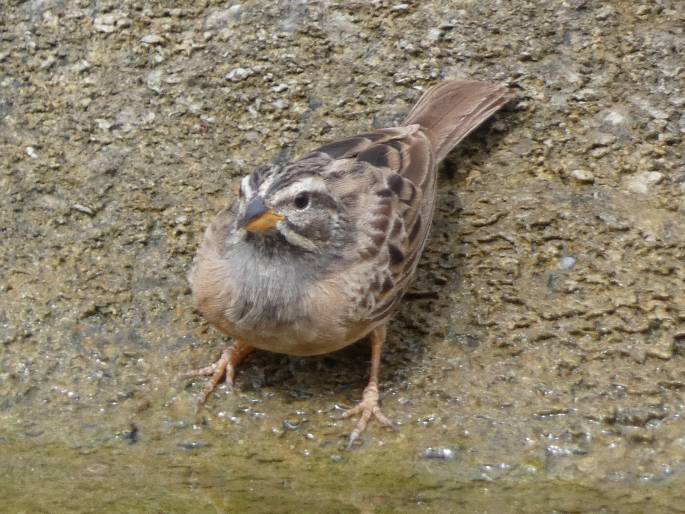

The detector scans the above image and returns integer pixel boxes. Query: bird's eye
[293,192,310,210]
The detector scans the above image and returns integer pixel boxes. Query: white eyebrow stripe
[271,176,329,204]
[241,175,253,197]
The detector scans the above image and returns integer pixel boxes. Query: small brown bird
[184,80,511,444]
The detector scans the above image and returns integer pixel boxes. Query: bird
[183,80,512,445]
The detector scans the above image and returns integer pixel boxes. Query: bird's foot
[181,341,255,407]
[341,381,395,448]
[180,347,235,406]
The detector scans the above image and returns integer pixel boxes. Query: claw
[342,381,395,448]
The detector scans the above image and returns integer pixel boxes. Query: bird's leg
[180,339,255,406]
[341,325,395,446]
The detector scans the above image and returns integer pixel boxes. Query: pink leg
[341,325,395,446]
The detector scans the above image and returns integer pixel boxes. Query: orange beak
[245,210,284,232]
[239,196,284,232]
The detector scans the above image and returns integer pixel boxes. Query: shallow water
[1,0,684,512]
[4,438,684,513]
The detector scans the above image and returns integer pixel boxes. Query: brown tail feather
[403,80,512,162]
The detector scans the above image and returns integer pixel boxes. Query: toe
[343,403,395,448]
[373,408,395,429]
[340,403,363,419]
[179,363,217,379]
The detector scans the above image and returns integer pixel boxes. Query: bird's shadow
[391,101,522,375]
[231,340,375,406]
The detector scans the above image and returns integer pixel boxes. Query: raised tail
[403,80,512,162]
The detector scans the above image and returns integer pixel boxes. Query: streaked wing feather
[304,128,412,161]
[300,80,511,328]
[309,126,437,325]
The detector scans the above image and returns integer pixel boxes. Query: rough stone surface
[1,0,684,511]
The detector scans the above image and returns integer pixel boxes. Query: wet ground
[1,0,684,512]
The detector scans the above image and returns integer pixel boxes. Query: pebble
[95,118,112,130]
[570,169,595,183]
[425,28,442,43]
[93,15,117,33]
[604,110,626,126]
[92,14,131,33]
[204,5,242,30]
[559,256,577,270]
[141,34,165,45]
[177,441,208,451]
[595,6,614,20]
[164,74,182,84]
[574,89,598,102]
[422,447,455,459]
[225,67,254,82]
[590,147,610,159]
[626,172,663,194]
[597,212,630,231]
[546,445,574,457]
[146,70,163,93]
[40,56,56,70]
[632,96,670,120]
[72,60,92,73]
[593,133,616,147]
[282,419,301,431]
[72,203,94,215]
[647,339,673,360]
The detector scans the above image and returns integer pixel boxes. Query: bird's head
[235,164,349,254]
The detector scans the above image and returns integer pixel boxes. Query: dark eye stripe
[313,191,338,210]
[284,214,332,242]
